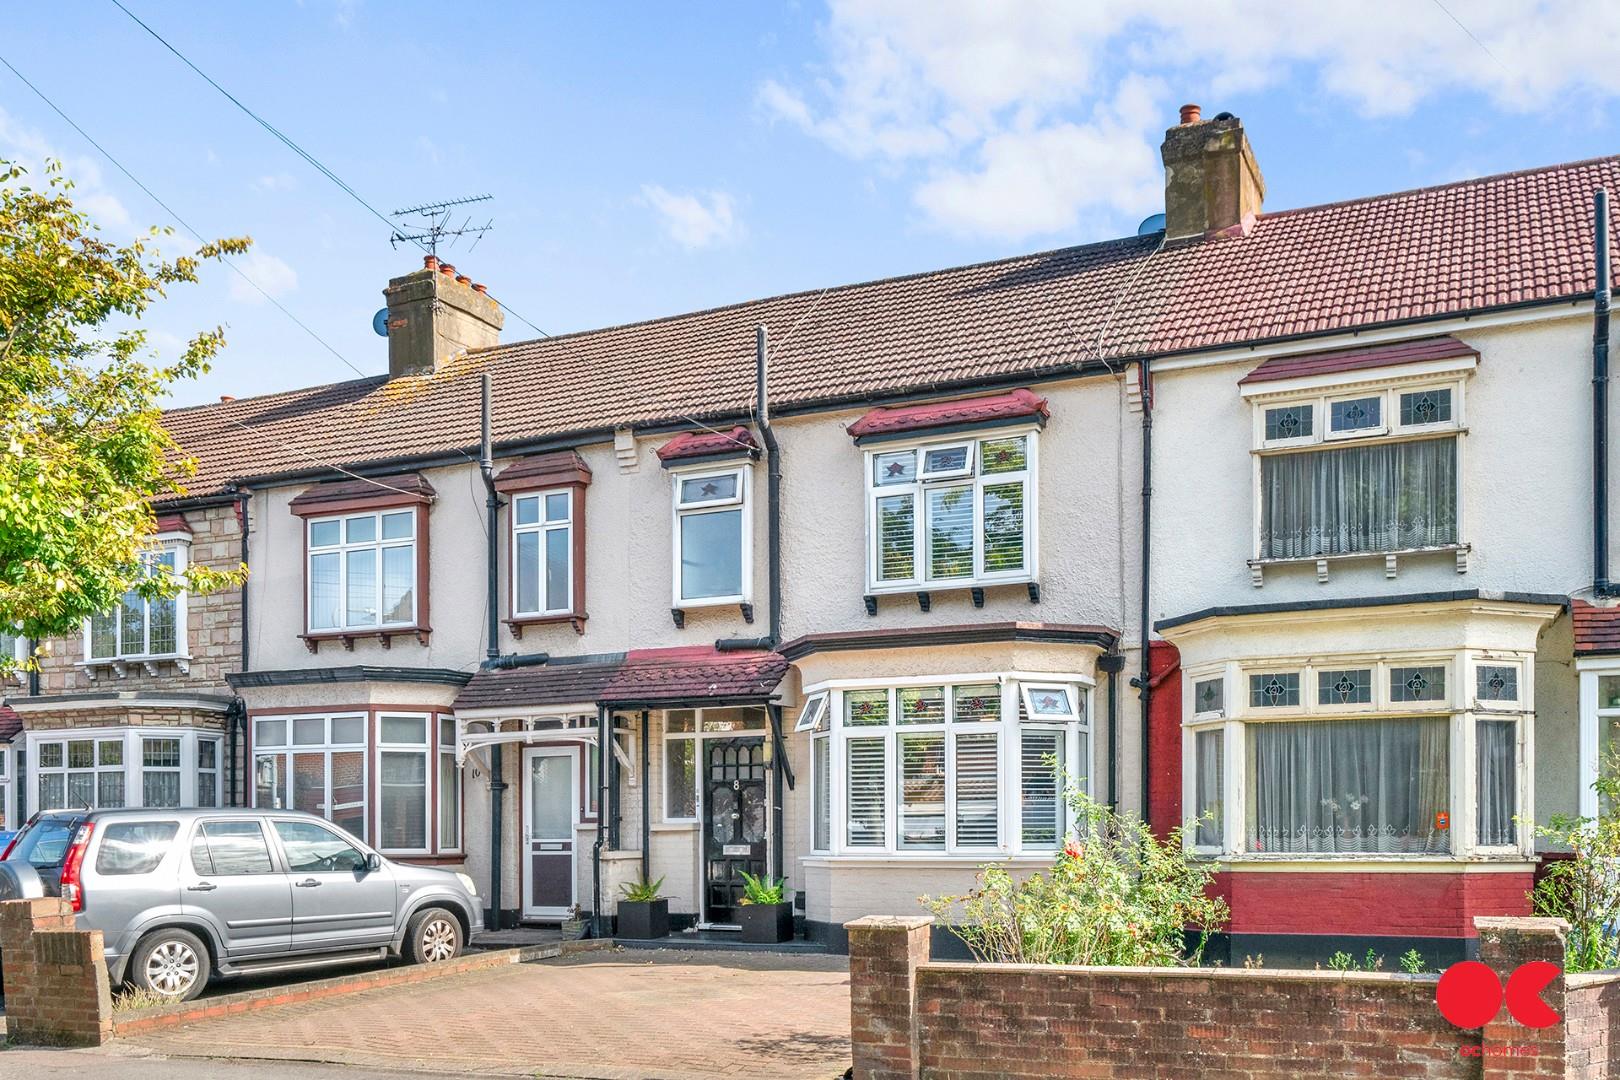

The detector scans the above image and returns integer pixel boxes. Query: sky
[5,1,1620,408]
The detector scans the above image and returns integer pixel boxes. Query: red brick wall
[1146,639,1181,839]
[1210,869,1535,938]
[0,897,112,1046]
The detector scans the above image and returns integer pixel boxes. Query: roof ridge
[164,372,387,418]
[1263,152,1620,222]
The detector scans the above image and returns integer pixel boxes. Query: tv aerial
[390,193,494,257]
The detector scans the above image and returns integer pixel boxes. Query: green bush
[921,783,1227,966]
[619,875,666,903]
[738,871,786,906]
[1530,748,1620,972]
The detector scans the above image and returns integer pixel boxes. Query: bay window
[810,675,1089,857]
[379,714,430,852]
[86,545,186,660]
[253,713,368,840]
[865,432,1037,591]
[29,728,221,810]
[307,509,417,631]
[671,466,750,605]
[1185,652,1533,858]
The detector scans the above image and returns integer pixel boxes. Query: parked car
[0,807,482,1001]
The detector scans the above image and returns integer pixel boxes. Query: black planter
[738,901,794,944]
[616,899,670,940]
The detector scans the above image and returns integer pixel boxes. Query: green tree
[0,159,247,672]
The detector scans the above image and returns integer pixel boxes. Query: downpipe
[1596,189,1614,597]
[480,373,508,929]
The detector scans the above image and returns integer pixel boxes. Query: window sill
[863,578,1039,615]
[507,613,587,637]
[1203,853,1535,871]
[79,654,193,678]
[1247,543,1469,587]
[652,821,698,831]
[301,626,431,653]
[389,853,465,865]
[670,600,754,629]
[801,853,1058,868]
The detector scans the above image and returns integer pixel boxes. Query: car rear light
[59,822,95,913]
[0,833,20,861]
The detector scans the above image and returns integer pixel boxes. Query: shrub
[1530,747,1620,972]
[738,871,786,906]
[619,875,666,903]
[921,783,1227,966]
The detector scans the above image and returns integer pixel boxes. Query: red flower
[1062,838,1083,860]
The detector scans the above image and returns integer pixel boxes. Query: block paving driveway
[123,948,853,1079]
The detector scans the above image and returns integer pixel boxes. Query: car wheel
[129,928,210,1002]
[405,907,463,965]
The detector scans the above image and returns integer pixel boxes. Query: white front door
[522,747,579,920]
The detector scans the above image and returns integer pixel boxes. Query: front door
[703,737,767,926]
[522,747,578,920]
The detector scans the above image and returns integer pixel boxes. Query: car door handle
[295,878,322,888]
[187,882,217,892]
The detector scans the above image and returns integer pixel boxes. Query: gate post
[0,897,113,1046]
[846,915,932,1080]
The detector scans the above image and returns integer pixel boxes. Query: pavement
[110,947,853,1079]
[1,1045,449,1080]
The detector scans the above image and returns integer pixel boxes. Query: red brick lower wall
[1567,976,1620,1076]
[1211,869,1536,938]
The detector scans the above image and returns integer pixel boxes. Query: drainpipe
[640,710,650,885]
[593,704,609,936]
[480,373,507,929]
[1128,358,1154,821]
[1596,189,1613,597]
[232,487,251,806]
[758,325,783,646]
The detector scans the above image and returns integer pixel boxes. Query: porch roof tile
[1238,335,1479,385]
[454,646,787,711]
[0,705,19,743]
[1574,600,1620,656]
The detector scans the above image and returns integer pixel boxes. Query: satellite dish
[1137,213,1166,236]
[372,308,390,337]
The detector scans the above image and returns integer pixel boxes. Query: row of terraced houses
[5,105,1620,964]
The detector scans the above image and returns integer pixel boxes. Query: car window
[94,822,179,875]
[191,820,276,876]
[7,816,82,869]
[273,820,367,874]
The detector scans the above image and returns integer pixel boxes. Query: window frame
[376,712,433,857]
[510,486,579,620]
[83,541,190,662]
[669,464,753,607]
[27,727,218,811]
[304,508,420,633]
[252,711,371,844]
[806,673,1092,859]
[862,428,1039,594]
[437,716,462,854]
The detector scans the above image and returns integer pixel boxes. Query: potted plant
[559,905,590,940]
[737,871,794,944]
[617,875,670,940]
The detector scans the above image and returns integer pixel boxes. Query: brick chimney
[382,255,504,378]
[1160,104,1265,243]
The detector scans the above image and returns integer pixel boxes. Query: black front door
[703,737,767,925]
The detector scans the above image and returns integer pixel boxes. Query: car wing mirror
[365,852,383,872]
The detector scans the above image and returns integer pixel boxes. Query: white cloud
[227,251,299,303]
[764,0,1620,240]
[251,172,297,192]
[639,185,743,249]
[0,106,133,231]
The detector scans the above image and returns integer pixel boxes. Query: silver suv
[0,807,482,1001]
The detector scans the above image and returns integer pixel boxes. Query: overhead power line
[0,51,370,380]
[108,0,552,340]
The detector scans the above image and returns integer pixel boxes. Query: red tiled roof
[1574,601,1620,655]
[453,647,787,711]
[1239,336,1480,385]
[655,427,759,464]
[161,155,1620,500]
[847,388,1048,441]
[0,705,21,743]
[493,450,592,492]
[286,472,437,514]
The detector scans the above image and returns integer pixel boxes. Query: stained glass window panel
[1476,665,1518,702]
[872,450,916,486]
[1264,404,1313,441]
[1330,396,1382,432]
[1400,388,1452,426]
[1194,678,1224,715]
[1391,666,1447,703]
[898,686,945,724]
[845,689,889,726]
[952,684,1001,724]
[1317,668,1372,706]
[1248,672,1300,708]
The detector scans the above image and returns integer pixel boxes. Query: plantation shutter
[1020,729,1062,847]
[954,732,999,847]
[846,737,887,848]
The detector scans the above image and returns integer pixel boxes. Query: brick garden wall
[847,914,1620,1079]
[0,897,112,1046]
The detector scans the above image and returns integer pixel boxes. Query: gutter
[479,373,508,930]
[1596,189,1614,597]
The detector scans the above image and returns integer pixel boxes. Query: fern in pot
[617,875,670,940]
[737,871,794,944]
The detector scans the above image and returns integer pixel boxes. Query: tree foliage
[0,159,247,669]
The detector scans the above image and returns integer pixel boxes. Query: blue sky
[5,1,1620,407]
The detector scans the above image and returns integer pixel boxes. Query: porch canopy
[450,646,789,771]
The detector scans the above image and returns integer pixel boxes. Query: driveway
[121,948,853,1079]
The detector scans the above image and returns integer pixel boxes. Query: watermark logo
[1435,961,1562,1029]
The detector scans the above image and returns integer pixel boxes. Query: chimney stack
[382,255,505,378]
[1160,104,1264,243]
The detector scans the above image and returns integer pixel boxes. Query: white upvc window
[252,713,369,842]
[196,737,221,809]
[1247,373,1467,566]
[1184,651,1532,859]
[512,488,573,617]
[378,713,431,855]
[85,543,188,661]
[307,509,417,631]
[28,728,219,811]
[811,674,1090,858]
[438,716,461,852]
[671,465,751,606]
[864,431,1038,592]
[0,744,11,831]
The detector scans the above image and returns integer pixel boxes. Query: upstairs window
[86,546,185,660]
[672,466,750,605]
[513,489,575,617]
[307,510,417,631]
[865,432,1036,591]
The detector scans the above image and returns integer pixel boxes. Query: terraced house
[8,105,1620,965]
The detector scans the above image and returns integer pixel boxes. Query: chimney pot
[422,255,439,272]
[472,282,487,294]
[440,263,456,276]
[219,394,236,403]
[456,274,471,285]
[1179,103,1201,125]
